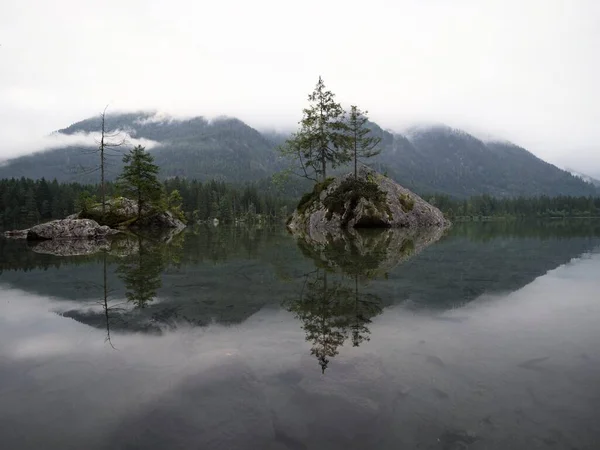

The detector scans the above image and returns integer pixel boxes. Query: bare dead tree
[96,106,127,220]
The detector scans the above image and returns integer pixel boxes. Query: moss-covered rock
[287,167,449,239]
[78,197,185,230]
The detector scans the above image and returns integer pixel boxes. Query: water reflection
[32,238,111,256]
[295,227,444,278]
[1,223,600,449]
[101,252,116,349]
[116,235,166,309]
[287,228,444,372]
[2,221,600,333]
[286,270,380,373]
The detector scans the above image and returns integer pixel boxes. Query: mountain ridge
[0,112,596,198]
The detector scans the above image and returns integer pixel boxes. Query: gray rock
[287,167,450,239]
[25,219,120,241]
[79,197,186,230]
[131,210,186,231]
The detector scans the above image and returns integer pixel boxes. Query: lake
[1,221,599,449]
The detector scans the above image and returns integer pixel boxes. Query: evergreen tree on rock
[118,146,163,220]
[280,77,350,182]
[345,105,382,179]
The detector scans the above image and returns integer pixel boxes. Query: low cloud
[0,131,160,163]
[133,111,181,126]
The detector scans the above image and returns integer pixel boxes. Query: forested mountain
[372,126,598,198]
[568,169,600,188]
[0,113,596,198]
[0,113,284,183]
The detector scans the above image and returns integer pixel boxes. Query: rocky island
[3,145,186,244]
[3,197,185,242]
[287,167,450,240]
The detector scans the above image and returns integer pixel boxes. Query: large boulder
[24,219,119,241]
[131,210,187,231]
[287,167,449,239]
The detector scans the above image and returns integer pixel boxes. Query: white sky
[1,0,599,176]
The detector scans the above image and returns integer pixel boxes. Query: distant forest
[0,177,293,230]
[1,177,600,230]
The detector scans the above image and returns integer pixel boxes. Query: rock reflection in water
[288,227,445,372]
[31,238,111,256]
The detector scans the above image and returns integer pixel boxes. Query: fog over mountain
[1,0,599,177]
[0,0,600,177]
[0,112,595,199]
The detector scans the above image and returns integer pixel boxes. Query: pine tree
[280,77,350,182]
[345,106,382,179]
[118,146,163,220]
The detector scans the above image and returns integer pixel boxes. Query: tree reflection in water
[96,230,185,345]
[115,231,184,309]
[288,269,383,373]
[287,227,444,373]
[116,235,164,309]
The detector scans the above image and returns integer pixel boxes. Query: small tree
[76,190,97,213]
[118,146,163,220]
[280,77,350,182]
[346,106,382,179]
[167,189,185,222]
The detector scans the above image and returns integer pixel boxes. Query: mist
[1,0,599,175]
[0,129,159,162]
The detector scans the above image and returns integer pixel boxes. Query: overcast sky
[1,0,599,175]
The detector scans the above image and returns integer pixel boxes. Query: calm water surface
[1,221,599,449]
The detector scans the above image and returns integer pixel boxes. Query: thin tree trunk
[354,129,358,179]
[100,113,106,221]
[102,252,114,348]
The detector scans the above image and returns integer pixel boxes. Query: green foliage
[296,177,335,216]
[345,106,382,178]
[279,77,350,182]
[423,193,600,220]
[167,189,185,222]
[1,112,596,200]
[0,177,115,229]
[398,193,415,212]
[162,177,292,224]
[118,146,163,220]
[2,173,600,232]
[75,190,97,213]
[322,178,390,226]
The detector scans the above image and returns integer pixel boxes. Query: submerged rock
[287,167,449,238]
[4,219,119,241]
